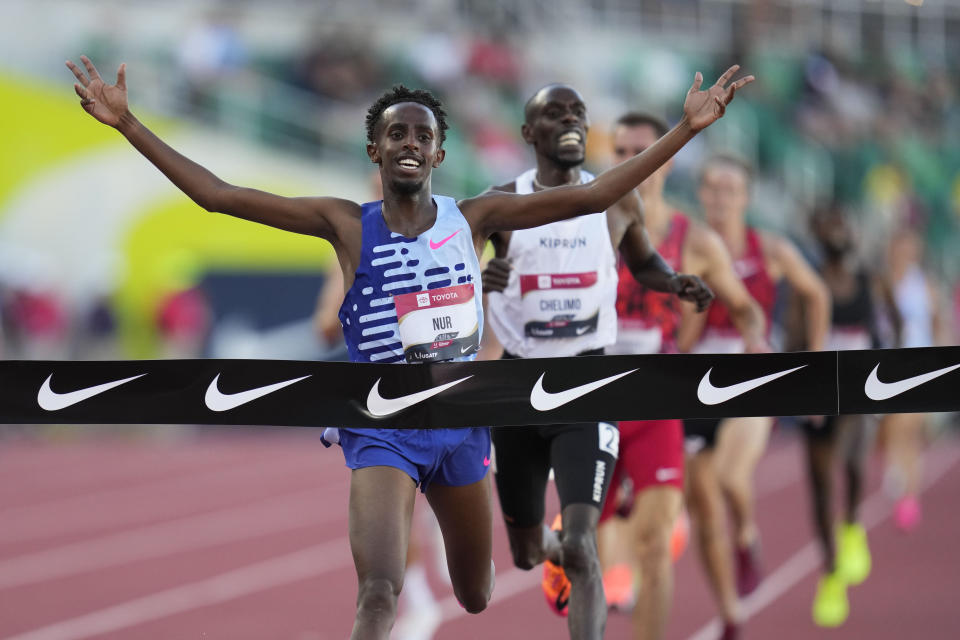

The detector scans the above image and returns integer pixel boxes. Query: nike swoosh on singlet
[530,369,638,412]
[429,229,460,250]
[734,260,760,280]
[655,467,680,482]
[38,373,147,411]
[205,374,311,412]
[864,362,960,401]
[697,365,806,405]
[366,376,473,417]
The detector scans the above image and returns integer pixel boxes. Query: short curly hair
[365,85,449,145]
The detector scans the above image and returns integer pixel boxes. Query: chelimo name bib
[520,271,601,338]
[484,168,618,359]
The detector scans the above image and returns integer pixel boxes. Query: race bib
[394,284,480,362]
[598,422,619,458]
[520,272,601,338]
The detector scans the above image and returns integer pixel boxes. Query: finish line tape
[2,347,958,428]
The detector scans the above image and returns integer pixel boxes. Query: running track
[1,426,958,639]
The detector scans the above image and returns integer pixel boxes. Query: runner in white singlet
[483,85,714,640]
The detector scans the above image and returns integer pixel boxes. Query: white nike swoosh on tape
[367,376,473,417]
[38,373,146,411]
[864,362,960,401]
[697,365,807,405]
[530,369,638,412]
[205,374,311,412]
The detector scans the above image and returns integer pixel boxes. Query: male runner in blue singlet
[67,54,753,639]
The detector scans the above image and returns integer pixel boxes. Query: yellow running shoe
[812,571,848,627]
[542,514,570,617]
[837,522,871,586]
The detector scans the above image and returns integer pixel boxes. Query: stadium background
[1,0,959,638]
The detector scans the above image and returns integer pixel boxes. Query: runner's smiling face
[522,86,589,170]
[367,102,445,196]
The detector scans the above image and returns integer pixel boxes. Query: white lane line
[0,481,348,590]
[686,446,960,640]
[0,458,326,544]
[4,537,352,640]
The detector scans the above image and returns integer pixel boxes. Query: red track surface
[1,427,958,639]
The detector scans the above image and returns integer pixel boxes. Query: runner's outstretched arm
[461,66,755,236]
[616,191,715,311]
[66,56,357,240]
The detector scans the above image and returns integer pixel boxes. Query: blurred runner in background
[595,112,766,640]
[683,153,831,640]
[881,227,946,533]
[795,205,901,627]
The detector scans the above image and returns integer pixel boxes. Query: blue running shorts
[339,427,491,491]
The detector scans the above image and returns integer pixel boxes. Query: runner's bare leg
[426,474,495,613]
[349,466,417,640]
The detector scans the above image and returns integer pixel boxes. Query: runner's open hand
[482,257,511,294]
[682,65,755,132]
[66,55,128,128]
[671,274,714,312]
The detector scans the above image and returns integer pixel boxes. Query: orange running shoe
[542,514,571,617]
[603,563,635,612]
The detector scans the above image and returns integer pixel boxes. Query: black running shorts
[491,421,619,529]
[801,414,839,442]
[683,417,723,454]
[491,347,617,529]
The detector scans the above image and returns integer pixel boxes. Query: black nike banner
[0,348,957,428]
[838,346,960,415]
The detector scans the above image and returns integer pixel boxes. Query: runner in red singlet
[684,154,831,639]
[596,114,768,640]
